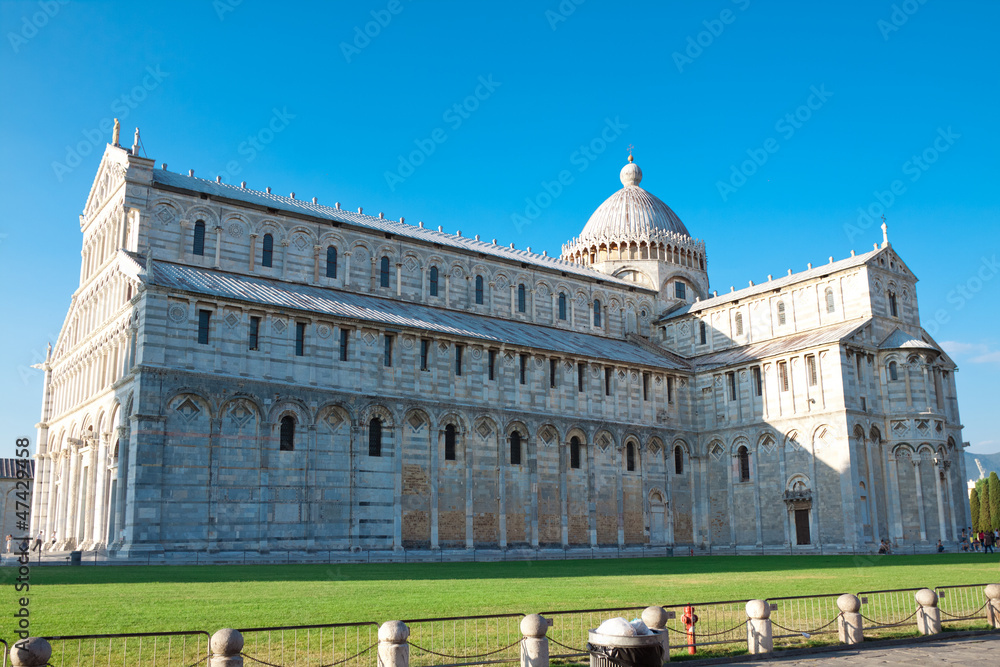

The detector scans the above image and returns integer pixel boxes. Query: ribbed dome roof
[577,157,690,243]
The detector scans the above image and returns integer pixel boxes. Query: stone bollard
[210,629,244,667]
[10,638,52,667]
[520,613,549,667]
[915,589,941,635]
[745,600,772,655]
[836,594,863,645]
[985,584,1000,629]
[379,621,410,667]
[641,606,671,664]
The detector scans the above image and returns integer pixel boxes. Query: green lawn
[3,553,998,636]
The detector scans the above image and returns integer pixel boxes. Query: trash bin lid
[587,629,663,648]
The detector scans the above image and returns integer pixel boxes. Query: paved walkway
[728,633,1000,665]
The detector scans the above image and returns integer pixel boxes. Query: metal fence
[237,621,379,667]
[41,630,210,667]
[767,593,843,646]
[5,585,995,666]
[857,587,924,634]
[936,583,993,628]
[403,613,525,667]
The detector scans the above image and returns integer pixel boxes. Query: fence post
[836,594,863,645]
[641,606,670,664]
[9,638,52,667]
[745,600,772,654]
[915,589,941,635]
[520,614,549,667]
[210,629,244,666]
[985,584,1000,629]
[378,621,410,667]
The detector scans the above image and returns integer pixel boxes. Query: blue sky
[1,0,997,459]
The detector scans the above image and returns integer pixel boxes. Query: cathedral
[29,130,971,559]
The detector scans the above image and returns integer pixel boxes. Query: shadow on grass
[3,553,998,587]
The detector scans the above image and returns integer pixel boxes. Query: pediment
[81,145,131,227]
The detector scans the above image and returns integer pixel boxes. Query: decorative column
[887,452,903,542]
[248,233,257,272]
[213,225,223,268]
[343,250,352,287]
[913,459,928,542]
[279,239,290,278]
[932,458,947,541]
[915,589,941,635]
[745,600,772,654]
[944,461,958,541]
[837,594,863,644]
[378,622,409,667]
[615,444,625,547]
[313,245,321,283]
[397,262,403,297]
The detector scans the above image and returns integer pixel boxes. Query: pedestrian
[984,530,996,554]
[4,534,10,554]
[936,539,945,553]
[32,530,43,553]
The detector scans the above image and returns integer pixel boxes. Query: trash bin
[587,629,664,667]
[69,550,82,566]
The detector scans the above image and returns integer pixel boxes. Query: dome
[577,157,690,243]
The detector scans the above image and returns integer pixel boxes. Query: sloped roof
[0,459,34,479]
[659,247,886,320]
[150,169,648,292]
[141,258,690,372]
[691,319,869,372]
[880,328,940,352]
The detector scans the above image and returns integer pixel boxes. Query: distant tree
[979,485,992,534]
[970,488,980,534]
[990,472,1000,532]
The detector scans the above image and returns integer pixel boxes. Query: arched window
[735,312,743,337]
[825,287,835,313]
[626,442,636,472]
[368,417,382,457]
[777,301,786,326]
[888,291,898,317]
[889,361,898,381]
[699,321,707,345]
[475,275,484,304]
[570,436,581,469]
[444,424,457,461]
[738,445,750,482]
[193,220,206,256]
[558,293,567,320]
[262,233,274,267]
[517,284,526,313]
[279,415,295,451]
[593,300,602,327]
[380,257,391,288]
[674,445,684,475]
[429,266,439,296]
[326,246,338,278]
[510,431,522,465]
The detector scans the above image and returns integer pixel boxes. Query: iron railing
[41,630,211,667]
[236,621,379,667]
[402,613,525,667]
